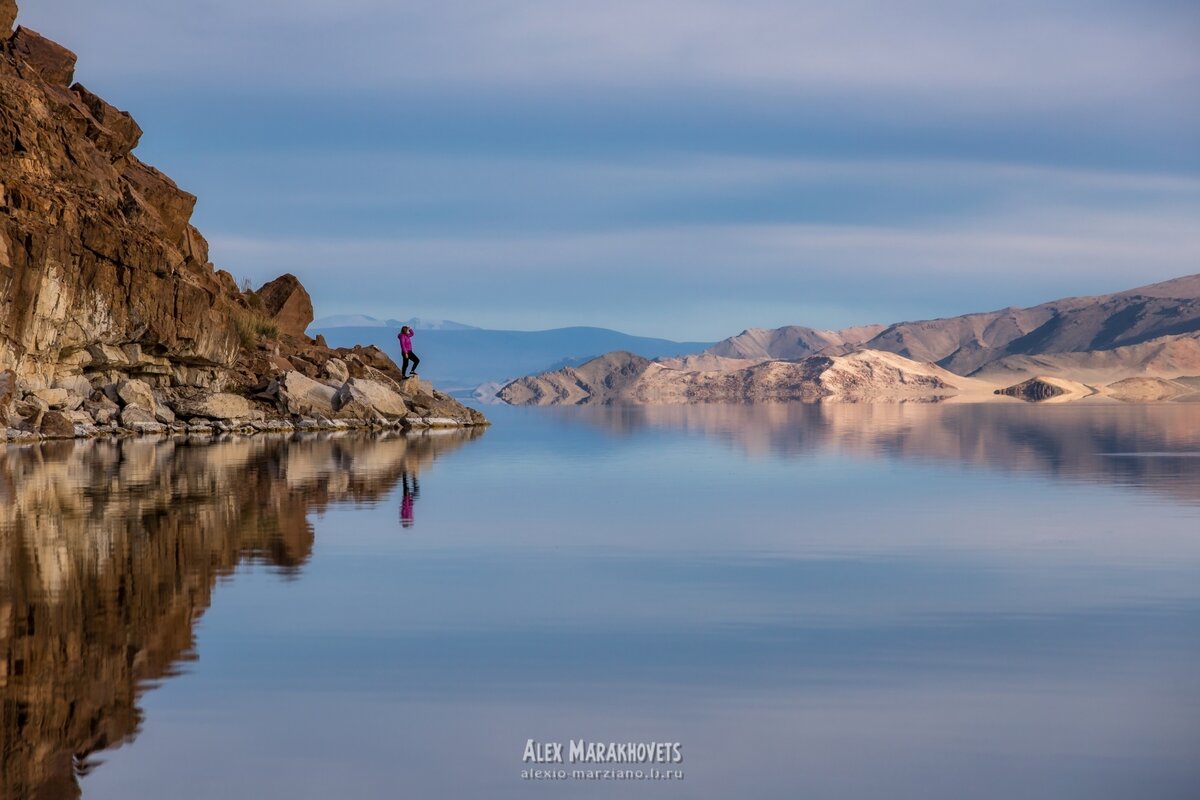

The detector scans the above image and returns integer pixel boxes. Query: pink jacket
[399,330,413,353]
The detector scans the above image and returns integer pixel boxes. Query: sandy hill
[499,349,999,405]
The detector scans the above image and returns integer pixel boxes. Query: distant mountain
[309,325,713,390]
[498,349,997,405]
[707,324,886,360]
[500,273,1200,405]
[310,315,479,331]
[850,273,1200,375]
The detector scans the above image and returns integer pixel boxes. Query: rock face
[0,5,484,435]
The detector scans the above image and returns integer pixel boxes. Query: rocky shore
[0,2,485,441]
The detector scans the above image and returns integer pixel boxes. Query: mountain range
[311,315,479,331]
[499,274,1200,405]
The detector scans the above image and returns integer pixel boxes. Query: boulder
[39,410,76,438]
[169,391,253,421]
[256,274,314,337]
[1,1,16,34]
[10,26,77,86]
[323,357,349,384]
[14,394,48,425]
[83,395,119,425]
[29,386,69,409]
[280,370,337,416]
[117,378,157,412]
[0,369,14,424]
[332,378,409,419]
[153,401,176,424]
[120,404,157,426]
[53,374,93,397]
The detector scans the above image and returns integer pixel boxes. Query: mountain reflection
[569,403,1200,504]
[0,430,479,800]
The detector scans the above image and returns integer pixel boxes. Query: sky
[24,0,1200,340]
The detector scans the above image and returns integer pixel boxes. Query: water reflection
[0,430,479,800]
[564,403,1200,504]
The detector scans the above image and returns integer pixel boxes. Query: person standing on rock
[398,325,420,378]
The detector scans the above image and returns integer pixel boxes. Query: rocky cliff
[0,3,484,438]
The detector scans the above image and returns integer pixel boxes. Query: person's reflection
[400,470,420,528]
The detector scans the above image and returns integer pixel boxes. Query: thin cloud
[25,1,1200,112]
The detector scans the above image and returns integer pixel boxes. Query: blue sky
[25,0,1200,339]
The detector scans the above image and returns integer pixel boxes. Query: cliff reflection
[571,403,1200,504]
[0,430,479,800]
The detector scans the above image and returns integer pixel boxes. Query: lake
[2,402,1199,799]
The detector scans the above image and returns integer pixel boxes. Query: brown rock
[83,395,119,425]
[256,274,314,338]
[72,83,143,157]
[332,378,409,419]
[279,370,336,416]
[1,1,16,36]
[10,26,76,86]
[29,386,69,409]
[169,391,253,421]
[0,368,14,424]
[119,404,156,426]
[116,378,156,413]
[38,409,75,438]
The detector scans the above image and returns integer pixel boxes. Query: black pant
[402,351,420,376]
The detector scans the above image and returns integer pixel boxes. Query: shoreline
[2,409,488,444]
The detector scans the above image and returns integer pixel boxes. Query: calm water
[2,403,1199,799]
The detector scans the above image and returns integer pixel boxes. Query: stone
[323,357,349,384]
[169,391,253,421]
[14,393,48,419]
[39,410,76,438]
[153,402,176,424]
[29,386,69,409]
[120,404,156,426]
[332,378,409,419]
[0,369,14,424]
[10,26,77,86]
[72,83,143,157]
[117,378,157,412]
[279,370,337,416]
[84,395,119,425]
[53,374,93,397]
[1,1,16,34]
[255,274,314,338]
